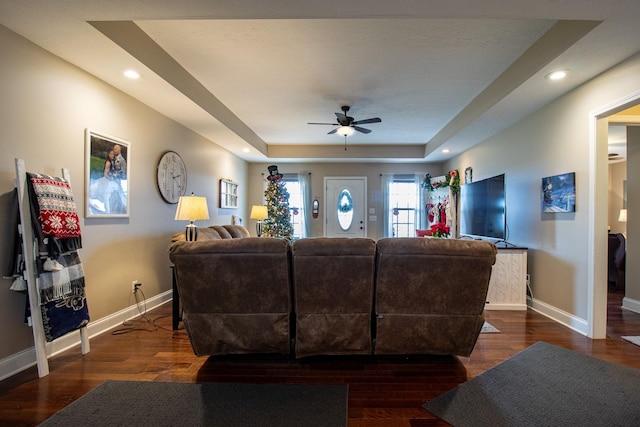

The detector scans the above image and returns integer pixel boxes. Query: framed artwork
[542,172,575,213]
[465,167,473,184]
[85,129,130,218]
[219,178,238,208]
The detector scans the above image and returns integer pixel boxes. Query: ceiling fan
[308,105,382,136]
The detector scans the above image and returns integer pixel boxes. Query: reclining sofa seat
[291,237,376,357]
[169,227,497,359]
[374,237,497,357]
[169,231,292,357]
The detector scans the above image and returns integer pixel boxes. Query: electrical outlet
[131,280,141,293]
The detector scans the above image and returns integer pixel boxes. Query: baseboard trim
[622,296,640,314]
[0,290,172,381]
[527,296,589,336]
[485,303,527,311]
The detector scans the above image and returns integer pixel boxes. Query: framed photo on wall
[465,167,473,184]
[85,129,130,218]
[219,178,238,208]
[542,172,576,213]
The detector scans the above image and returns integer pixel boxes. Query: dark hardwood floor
[2,290,640,426]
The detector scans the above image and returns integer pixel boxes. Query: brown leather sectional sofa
[169,226,497,358]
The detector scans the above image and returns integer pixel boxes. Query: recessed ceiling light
[545,70,569,81]
[442,148,451,153]
[123,69,140,79]
[242,148,250,153]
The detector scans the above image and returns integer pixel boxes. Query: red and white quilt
[28,173,81,238]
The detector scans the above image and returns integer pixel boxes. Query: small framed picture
[85,129,130,218]
[465,167,473,184]
[542,172,576,213]
[219,178,238,208]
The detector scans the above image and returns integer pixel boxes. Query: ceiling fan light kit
[307,105,381,150]
[337,126,354,137]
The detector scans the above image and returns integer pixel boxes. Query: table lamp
[250,205,268,237]
[175,193,209,241]
[618,209,627,223]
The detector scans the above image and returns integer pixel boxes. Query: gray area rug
[622,335,640,347]
[40,380,348,427]
[424,341,640,427]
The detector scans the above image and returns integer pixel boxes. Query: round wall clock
[157,151,187,204]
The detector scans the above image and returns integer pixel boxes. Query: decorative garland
[422,170,460,195]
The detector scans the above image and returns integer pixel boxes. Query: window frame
[282,174,305,240]
[383,174,424,238]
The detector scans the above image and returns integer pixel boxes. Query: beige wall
[446,52,640,323]
[0,25,248,360]
[247,162,445,240]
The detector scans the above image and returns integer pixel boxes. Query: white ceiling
[2,1,640,163]
[608,126,627,163]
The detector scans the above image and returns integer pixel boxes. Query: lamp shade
[175,195,209,221]
[618,208,627,223]
[250,205,268,220]
[337,126,355,137]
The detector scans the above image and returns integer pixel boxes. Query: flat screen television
[460,173,506,240]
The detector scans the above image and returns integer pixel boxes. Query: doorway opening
[590,93,640,338]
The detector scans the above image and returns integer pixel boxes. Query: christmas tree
[262,165,294,241]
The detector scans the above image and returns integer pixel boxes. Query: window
[382,174,424,238]
[337,188,354,230]
[282,173,311,240]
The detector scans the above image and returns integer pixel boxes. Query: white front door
[324,177,367,237]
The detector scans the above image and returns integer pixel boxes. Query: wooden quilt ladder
[14,158,90,378]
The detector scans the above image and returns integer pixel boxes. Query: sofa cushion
[292,238,376,314]
[374,237,497,356]
[375,238,497,315]
[223,224,250,238]
[211,225,233,239]
[169,237,292,356]
[292,237,376,357]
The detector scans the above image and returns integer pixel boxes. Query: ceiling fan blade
[352,117,381,125]
[311,106,381,135]
[353,126,372,134]
[335,112,349,125]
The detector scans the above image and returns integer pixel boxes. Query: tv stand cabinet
[485,247,528,310]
